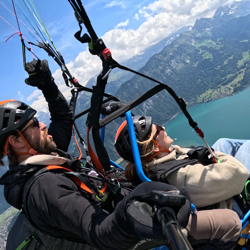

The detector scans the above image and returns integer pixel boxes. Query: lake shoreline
[165,84,250,147]
[165,85,250,125]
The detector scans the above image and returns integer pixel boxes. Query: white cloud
[29,0,237,116]
[27,89,42,101]
[115,19,129,28]
[18,91,24,102]
[134,13,139,20]
[105,1,127,9]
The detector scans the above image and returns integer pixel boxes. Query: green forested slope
[115,18,250,125]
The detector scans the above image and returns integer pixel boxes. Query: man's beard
[24,129,57,154]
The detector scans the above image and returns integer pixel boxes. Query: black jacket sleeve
[27,173,140,250]
[41,79,74,152]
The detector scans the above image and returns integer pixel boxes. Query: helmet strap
[152,138,171,154]
[14,131,38,156]
[141,138,171,160]
[142,151,161,160]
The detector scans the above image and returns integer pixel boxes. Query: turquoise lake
[165,86,250,148]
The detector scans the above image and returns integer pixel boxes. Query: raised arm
[25,59,74,151]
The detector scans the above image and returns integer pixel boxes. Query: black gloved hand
[25,59,53,90]
[187,146,215,165]
[114,182,191,243]
[101,102,126,116]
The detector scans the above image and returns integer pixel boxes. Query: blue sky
[0,0,238,116]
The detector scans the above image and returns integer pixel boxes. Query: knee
[187,209,241,242]
[212,138,229,149]
[241,140,250,150]
[219,210,242,242]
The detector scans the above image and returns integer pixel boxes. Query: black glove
[114,182,191,243]
[101,102,126,116]
[187,146,215,165]
[25,59,53,90]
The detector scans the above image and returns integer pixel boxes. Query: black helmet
[114,116,152,162]
[0,100,37,150]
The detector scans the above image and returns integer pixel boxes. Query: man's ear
[154,145,160,153]
[8,135,26,149]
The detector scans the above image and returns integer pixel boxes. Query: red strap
[46,165,107,194]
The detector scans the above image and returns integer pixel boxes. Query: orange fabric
[13,131,38,156]
[141,136,170,160]
[115,120,127,142]
[142,151,161,160]
[152,138,171,154]
[0,100,16,106]
[238,223,250,245]
[72,125,82,160]
[46,165,107,194]
[3,132,38,156]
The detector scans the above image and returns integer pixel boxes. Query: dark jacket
[0,82,139,250]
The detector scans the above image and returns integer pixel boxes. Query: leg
[212,138,247,157]
[186,209,241,250]
[234,140,250,172]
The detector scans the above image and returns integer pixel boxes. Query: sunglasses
[31,117,40,128]
[153,125,164,139]
[21,117,40,132]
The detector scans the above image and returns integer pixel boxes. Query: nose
[39,122,47,130]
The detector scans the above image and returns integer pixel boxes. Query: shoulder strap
[46,165,107,198]
[148,159,198,183]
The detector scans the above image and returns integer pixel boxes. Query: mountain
[67,1,250,160]
[85,26,192,94]
[68,26,192,157]
[114,1,250,116]
[94,1,250,159]
[214,1,250,20]
[194,1,250,34]
[0,158,10,216]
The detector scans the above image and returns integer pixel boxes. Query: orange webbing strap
[46,165,107,194]
[15,131,38,155]
[72,125,82,160]
[3,132,38,156]
[87,126,106,175]
[152,138,171,154]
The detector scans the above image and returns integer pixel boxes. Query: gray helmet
[114,116,152,162]
[0,100,36,150]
